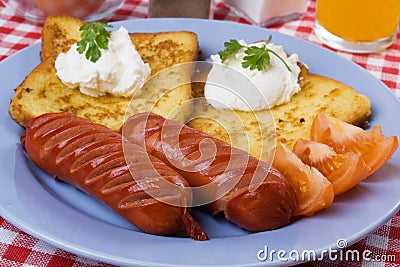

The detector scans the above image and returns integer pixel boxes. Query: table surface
[0,0,399,266]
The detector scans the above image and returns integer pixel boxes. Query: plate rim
[1,17,400,267]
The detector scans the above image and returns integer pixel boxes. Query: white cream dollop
[204,40,301,111]
[55,26,151,98]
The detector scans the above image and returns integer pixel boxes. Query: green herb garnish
[218,39,246,62]
[218,36,292,72]
[77,22,113,63]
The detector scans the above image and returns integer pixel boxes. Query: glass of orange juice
[315,0,400,53]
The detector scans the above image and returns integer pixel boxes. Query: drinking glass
[314,0,400,53]
[0,0,123,23]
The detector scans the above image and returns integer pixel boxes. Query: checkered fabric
[1,0,399,266]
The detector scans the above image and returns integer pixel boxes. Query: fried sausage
[21,112,208,240]
[122,112,298,231]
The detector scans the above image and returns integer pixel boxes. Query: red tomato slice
[293,139,369,195]
[310,114,398,176]
[272,144,334,216]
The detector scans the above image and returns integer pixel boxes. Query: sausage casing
[21,112,208,240]
[122,112,298,231]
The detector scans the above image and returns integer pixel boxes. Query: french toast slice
[188,68,372,162]
[40,15,84,62]
[9,15,198,131]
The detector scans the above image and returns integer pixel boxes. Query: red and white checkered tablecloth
[0,0,399,266]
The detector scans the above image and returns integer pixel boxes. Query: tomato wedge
[310,114,398,176]
[293,139,369,195]
[273,144,334,216]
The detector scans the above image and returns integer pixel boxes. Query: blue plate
[0,18,399,267]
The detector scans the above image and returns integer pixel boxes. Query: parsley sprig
[77,22,113,63]
[218,36,292,72]
[218,39,245,62]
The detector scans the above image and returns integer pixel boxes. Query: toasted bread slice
[9,15,198,131]
[40,15,84,62]
[188,69,372,162]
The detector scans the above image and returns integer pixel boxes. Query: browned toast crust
[188,72,372,161]
[9,15,199,131]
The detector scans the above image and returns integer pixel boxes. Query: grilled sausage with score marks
[122,112,298,231]
[21,112,208,240]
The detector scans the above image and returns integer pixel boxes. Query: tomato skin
[310,114,398,176]
[273,144,334,216]
[293,139,369,195]
[34,0,105,18]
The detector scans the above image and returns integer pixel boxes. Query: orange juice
[316,0,400,42]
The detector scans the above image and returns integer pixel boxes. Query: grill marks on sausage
[56,132,120,158]
[122,112,298,232]
[125,115,264,201]
[22,112,209,240]
[27,113,184,210]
